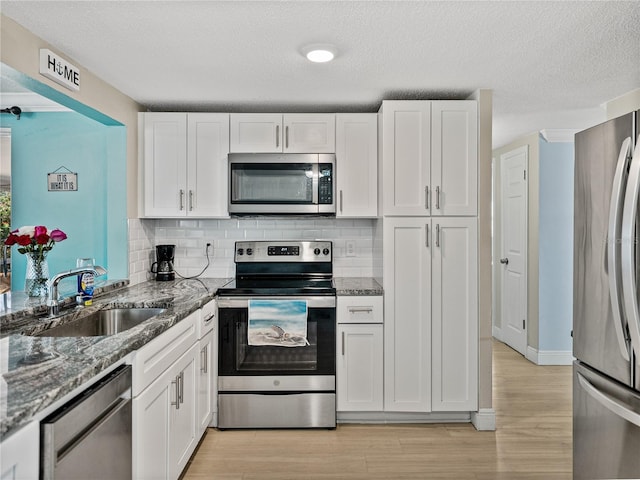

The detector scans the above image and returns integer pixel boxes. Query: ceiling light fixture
[302,44,337,63]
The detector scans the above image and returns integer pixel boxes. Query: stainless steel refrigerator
[574,110,640,479]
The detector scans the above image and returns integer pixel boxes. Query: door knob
[500,258,509,265]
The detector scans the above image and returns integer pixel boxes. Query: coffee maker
[151,244,175,281]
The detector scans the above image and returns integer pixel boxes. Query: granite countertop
[334,277,383,296]
[0,278,230,440]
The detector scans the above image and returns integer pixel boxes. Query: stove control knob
[323,248,330,256]
[314,248,321,255]
[237,248,244,256]
[246,248,253,256]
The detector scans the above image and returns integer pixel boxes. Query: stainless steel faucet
[48,266,107,316]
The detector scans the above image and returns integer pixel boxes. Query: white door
[380,101,431,216]
[383,217,432,412]
[431,217,478,411]
[431,101,478,216]
[229,113,282,152]
[197,330,214,434]
[283,114,336,153]
[335,113,378,217]
[500,146,528,355]
[337,323,384,411]
[187,113,230,217]
[169,344,198,480]
[143,112,187,217]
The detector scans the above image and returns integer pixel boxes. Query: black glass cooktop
[217,277,335,296]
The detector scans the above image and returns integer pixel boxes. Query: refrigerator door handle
[577,372,640,427]
[621,134,640,363]
[607,137,632,361]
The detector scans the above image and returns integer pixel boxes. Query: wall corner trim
[471,409,496,431]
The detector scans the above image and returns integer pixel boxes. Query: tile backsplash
[129,217,375,284]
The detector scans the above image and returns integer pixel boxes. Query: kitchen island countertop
[0,278,230,440]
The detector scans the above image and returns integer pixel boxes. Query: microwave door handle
[608,137,632,361]
[621,135,640,362]
[312,163,319,206]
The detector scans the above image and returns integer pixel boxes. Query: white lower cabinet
[336,296,384,412]
[0,421,38,480]
[132,311,201,480]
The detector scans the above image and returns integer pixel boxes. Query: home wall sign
[39,49,80,91]
[48,166,78,192]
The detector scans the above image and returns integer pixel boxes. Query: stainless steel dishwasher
[41,364,132,480]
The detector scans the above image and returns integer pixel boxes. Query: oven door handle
[217,296,336,308]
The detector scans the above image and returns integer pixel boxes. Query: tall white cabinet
[379,99,478,414]
[141,112,230,217]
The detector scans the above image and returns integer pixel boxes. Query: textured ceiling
[1,1,639,148]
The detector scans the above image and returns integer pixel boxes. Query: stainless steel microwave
[228,153,335,214]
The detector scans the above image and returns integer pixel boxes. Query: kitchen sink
[35,308,166,337]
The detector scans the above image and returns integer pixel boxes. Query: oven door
[218,296,336,377]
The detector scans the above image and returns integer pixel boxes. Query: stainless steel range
[217,240,336,429]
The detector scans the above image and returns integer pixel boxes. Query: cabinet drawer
[337,296,383,324]
[199,299,216,338]
[132,311,198,396]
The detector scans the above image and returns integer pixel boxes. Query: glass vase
[25,252,49,297]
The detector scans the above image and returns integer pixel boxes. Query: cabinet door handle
[171,376,180,410]
[201,346,208,374]
[435,186,441,210]
[341,331,345,356]
[436,224,441,247]
[425,186,430,210]
[179,189,185,211]
[340,190,344,213]
[189,190,194,211]
[348,307,373,314]
[276,125,280,148]
[285,126,289,149]
[178,371,184,405]
[425,223,429,248]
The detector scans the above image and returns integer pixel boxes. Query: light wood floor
[183,340,573,479]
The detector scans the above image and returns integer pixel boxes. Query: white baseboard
[337,411,471,424]
[492,326,503,342]
[471,408,496,431]
[526,346,574,365]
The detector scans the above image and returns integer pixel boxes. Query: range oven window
[219,306,335,376]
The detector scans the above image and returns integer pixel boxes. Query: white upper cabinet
[431,101,478,216]
[380,101,431,216]
[187,114,230,217]
[230,113,335,153]
[141,112,229,218]
[379,100,477,216]
[335,113,378,217]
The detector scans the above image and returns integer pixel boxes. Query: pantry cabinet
[379,100,477,216]
[336,296,384,411]
[141,112,230,217]
[382,217,477,413]
[230,113,335,153]
[335,114,378,217]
